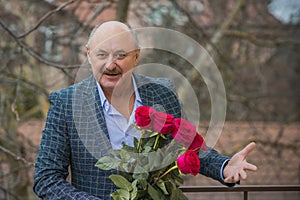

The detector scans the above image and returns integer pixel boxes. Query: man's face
[87,25,140,93]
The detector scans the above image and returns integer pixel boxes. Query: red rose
[151,111,175,134]
[189,133,207,152]
[176,150,200,176]
[171,118,196,148]
[135,106,156,128]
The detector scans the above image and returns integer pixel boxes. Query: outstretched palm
[223,142,258,183]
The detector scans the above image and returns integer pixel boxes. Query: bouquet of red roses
[95,106,207,200]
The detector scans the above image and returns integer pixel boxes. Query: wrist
[221,159,230,180]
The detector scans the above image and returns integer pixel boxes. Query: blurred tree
[131,0,300,121]
[116,0,130,22]
[0,0,113,198]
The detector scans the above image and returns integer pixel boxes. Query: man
[33,21,257,199]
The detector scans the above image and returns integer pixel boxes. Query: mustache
[102,66,122,75]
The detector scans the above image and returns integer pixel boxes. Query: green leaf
[134,172,147,181]
[138,154,149,166]
[171,170,184,185]
[133,137,139,147]
[131,188,138,200]
[132,178,147,191]
[111,189,130,200]
[132,171,149,181]
[109,149,121,158]
[133,163,149,177]
[110,192,122,200]
[161,150,177,167]
[139,136,155,152]
[144,146,152,153]
[119,171,133,183]
[170,186,188,200]
[120,149,133,161]
[109,174,133,192]
[147,183,161,200]
[120,162,130,173]
[95,156,120,170]
[148,149,165,171]
[157,180,169,195]
[121,142,136,152]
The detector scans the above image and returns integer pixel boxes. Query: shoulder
[48,76,95,103]
[134,73,182,117]
[134,73,172,84]
[133,73,177,93]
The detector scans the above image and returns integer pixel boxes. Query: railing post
[244,191,248,200]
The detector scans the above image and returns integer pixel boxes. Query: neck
[102,77,136,120]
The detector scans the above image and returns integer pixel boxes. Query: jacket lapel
[73,76,112,159]
[134,73,156,107]
[73,74,169,159]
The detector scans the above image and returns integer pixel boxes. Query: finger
[240,169,247,180]
[234,173,240,182]
[244,162,258,171]
[224,176,234,183]
[239,142,256,158]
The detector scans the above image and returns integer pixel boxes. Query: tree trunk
[116,0,130,22]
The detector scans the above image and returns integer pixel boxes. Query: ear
[134,49,141,65]
[86,45,91,64]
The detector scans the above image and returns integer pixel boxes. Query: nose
[104,54,116,70]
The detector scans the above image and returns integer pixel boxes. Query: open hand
[223,142,258,183]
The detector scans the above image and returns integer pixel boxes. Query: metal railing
[180,185,300,200]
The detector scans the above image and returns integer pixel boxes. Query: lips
[102,71,122,77]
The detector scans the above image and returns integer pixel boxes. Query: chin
[100,83,117,90]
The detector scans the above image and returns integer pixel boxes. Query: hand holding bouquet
[95,106,207,200]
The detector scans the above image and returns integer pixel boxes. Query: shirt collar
[96,75,142,112]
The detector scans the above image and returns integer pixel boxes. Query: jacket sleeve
[33,92,102,200]
[199,147,235,187]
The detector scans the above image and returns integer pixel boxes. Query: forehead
[89,25,136,52]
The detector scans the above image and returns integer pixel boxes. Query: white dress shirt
[96,76,143,149]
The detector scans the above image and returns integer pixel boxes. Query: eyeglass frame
[93,49,139,61]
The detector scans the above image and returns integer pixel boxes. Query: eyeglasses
[95,50,136,60]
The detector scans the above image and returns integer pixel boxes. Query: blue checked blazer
[33,74,231,199]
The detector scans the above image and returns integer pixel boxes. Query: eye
[97,53,108,59]
[115,53,127,59]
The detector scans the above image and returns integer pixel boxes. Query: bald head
[87,21,139,50]
[85,21,141,100]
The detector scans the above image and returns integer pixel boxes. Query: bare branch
[85,3,111,26]
[205,0,246,52]
[174,0,246,100]
[171,0,210,40]
[0,19,83,72]
[227,93,300,103]
[17,0,75,39]
[0,185,21,200]
[225,30,300,47]
[0,71,49,97]
[10,48,23,122]
[72,3,112,43]
[71,0,84,15]
[0,145,35,167]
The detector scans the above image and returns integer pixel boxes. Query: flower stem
[137,129,145,152]
[153,134,160,150]
[153,164,178,186]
